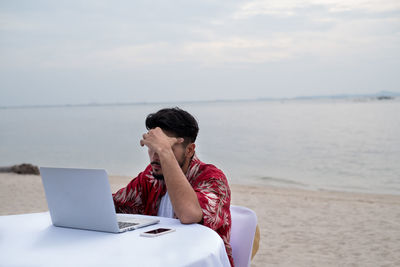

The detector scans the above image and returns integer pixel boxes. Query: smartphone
[140,228,175,237]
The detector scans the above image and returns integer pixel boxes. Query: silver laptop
[40,167,159,233]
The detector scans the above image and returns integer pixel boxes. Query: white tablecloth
[0,212,230,267]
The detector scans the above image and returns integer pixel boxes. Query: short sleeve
[194,177,231,231]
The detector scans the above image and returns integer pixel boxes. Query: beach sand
[1,173,399,266]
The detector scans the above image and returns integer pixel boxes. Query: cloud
[0,0,399,106]
[233,0,400,19]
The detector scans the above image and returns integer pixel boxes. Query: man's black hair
[145,107,199,144]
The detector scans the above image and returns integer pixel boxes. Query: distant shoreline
[2,165,399,196]
[1,92,399,109]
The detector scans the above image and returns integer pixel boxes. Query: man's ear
[186,143,196,158]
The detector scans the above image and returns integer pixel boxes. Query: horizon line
[1,91,399,109]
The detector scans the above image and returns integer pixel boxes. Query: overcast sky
[1,0,399,106]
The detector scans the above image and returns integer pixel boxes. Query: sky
[1,0,399,106]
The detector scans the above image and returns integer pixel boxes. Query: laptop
[40,167,159,233]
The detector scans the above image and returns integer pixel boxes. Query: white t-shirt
[157,191,174,218]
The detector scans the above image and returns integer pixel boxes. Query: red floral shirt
[113,155,234,266]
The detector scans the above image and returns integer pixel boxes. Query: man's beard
[152,173,165,181]
[151,157,186,181]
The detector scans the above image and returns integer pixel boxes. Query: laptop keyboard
[118,221,139,229]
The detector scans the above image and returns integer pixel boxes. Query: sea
[1,98,399,195]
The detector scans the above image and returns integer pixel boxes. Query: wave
[256,176,308,187]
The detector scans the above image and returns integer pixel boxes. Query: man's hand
[140,127,184,153]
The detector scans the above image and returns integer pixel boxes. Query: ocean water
[1,99,399,195]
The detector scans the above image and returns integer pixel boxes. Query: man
[113,107,234,266]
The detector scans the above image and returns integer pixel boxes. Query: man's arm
[140,127,203,224]
[158,147,203,224]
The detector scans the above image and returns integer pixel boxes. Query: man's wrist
[158,147,175,162]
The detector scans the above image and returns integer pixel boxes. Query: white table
[0,212,230,267]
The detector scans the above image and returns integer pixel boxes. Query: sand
[1,173,399,266]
